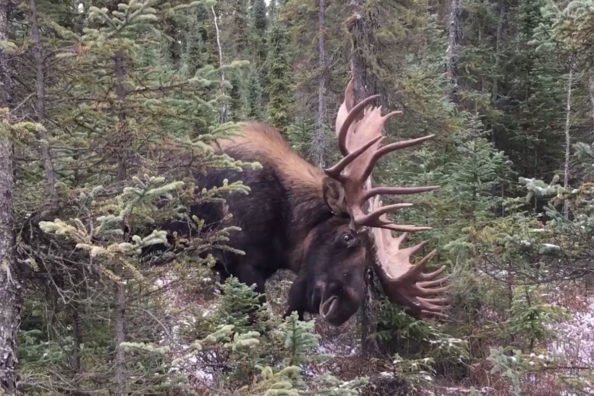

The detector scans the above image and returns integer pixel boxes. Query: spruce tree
[13,1,250,393]
[249,0,268,69]
[265,22,293,134]
[0,1,20,393]
[4,0,594,394]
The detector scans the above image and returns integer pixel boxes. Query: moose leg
[284,276,308,320]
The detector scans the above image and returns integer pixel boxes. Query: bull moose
[168,81,448,326]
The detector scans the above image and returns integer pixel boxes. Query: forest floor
[304,280,594,395]
[548,284,594,368]
[159,270,593,395]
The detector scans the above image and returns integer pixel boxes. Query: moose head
[284,81,449,325]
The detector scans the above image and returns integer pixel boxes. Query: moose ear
[322,177,347,215]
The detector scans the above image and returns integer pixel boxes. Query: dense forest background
[0,0,593,395]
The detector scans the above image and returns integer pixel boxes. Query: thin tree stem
[113,282,127,396]
[29,0,57,205]
[563,66,573,218]
[312,0,327,167]
[211,5,227,123]
[0,1,21,394]
[588,74,594,140]
[114,50,128,181]
[447,0,462,101]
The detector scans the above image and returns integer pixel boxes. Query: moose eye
[340,232,357,247]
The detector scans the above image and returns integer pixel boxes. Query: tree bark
[349,0,368,104]
[492,0,506,105]
[588,72,594,137]
[114,50,128,181]
[113,282,127,396]
[113,49,128,394]
[71,303,83,384]
[563,66,573,218]
[0,1,21,394]
[29,0,57,205]
[446,0,462,101]
[211,5,228,123]
[311,0,327,167]
[348,0,377,358]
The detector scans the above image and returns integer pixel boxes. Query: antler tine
[337,94,380,155]
[353,182,437,229]
[358,133,435,184]
[408,249,437,277]
[419,275,450,288]
[324,136,383,180]
[375,134,435,157]
[420,266,447,281]
[375,239,449,318]
[377,223,433,232]
[352,203,413,225]
[363,185,439,201]
[370,200,449,319]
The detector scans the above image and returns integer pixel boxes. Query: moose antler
[327,80,449,319]
[371,199,449,319]
[325,85,438,232]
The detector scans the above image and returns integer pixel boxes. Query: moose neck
[215,122,332,272]
[282,183,334,273]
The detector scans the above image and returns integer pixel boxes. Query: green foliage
[305,374,368,395]
[247,67,265,119]
[507,287,569,350]
[374,300,469,373]
[241,365,301,396]
[85,1,159,41]
[213,276,269,333]
[7,0,594,394]
[249,0,268,67]
[278,312,319,367]
[391,354,436,393]
[488,347,525,396]
[440,116,513,220]
[536,0,594,67]
[265,22,294,133]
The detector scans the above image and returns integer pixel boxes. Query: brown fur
[216,122,331,259]
[216,122,323,192]
[154,122,371,325]
[289,227,317,271]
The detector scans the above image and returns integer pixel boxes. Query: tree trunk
[490,0,506,146]
[114,50,128,181]
[446,0,462,101]
[588,72,594,137]
[311,0,327,167]
[211,5,228,123]
[491,0,506,104]
[71,303,83,385]
[29,0,57,205]
[349,0,368,104]
[113,49,129,394]
[348,0,377,358]
[0,1,21,394]
[563,66,573,218]
[113,282,127,396]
